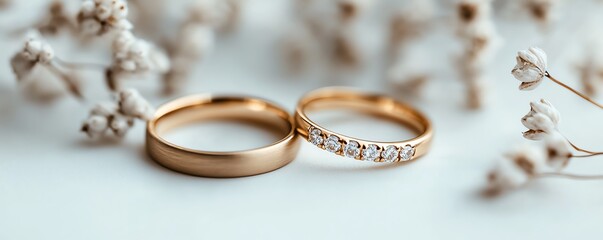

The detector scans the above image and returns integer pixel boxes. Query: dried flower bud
[543,132,572,171]
[117,88,155,120]
[109,114,133,137]
[77,0,132,36]
[485,144,546,196]
[11,36,53,81]
[81,115,109,138]
[512,47,548,90]
[90,102,119,117]
[22,38,55,64]
[521,99,560,140]
[81,89,151,139]
[111,31,170,74]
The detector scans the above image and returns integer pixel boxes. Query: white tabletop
[1,0,602,239]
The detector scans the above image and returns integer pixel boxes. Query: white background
[1,0,603,239]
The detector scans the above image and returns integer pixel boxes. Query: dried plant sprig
[106,30,170,91]
[484,144,547,196]
[385,0,434,65]
[512,47,603,109]
[9,1,76,36]
[524,0,559,29]
[454,0,500,109]
[575,51,603,96]
[519,99,603,157]
[10,35,83,99]
[81,88,154,139]
[77,0,133,36]
[162,2,216,95]
[484,133,603,197]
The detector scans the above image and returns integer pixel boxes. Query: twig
[55,57,107,70]
[545,72,603,109]
[537,172,603,180]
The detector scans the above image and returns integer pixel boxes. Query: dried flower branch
[161,2,216,95]
[484,133,602,197]
[38,1,76,36]
[484,144,547,196]
[385,0,434,65]
[81,88,154,139]
[10,36,83,99]
[455,0,500,109]
[512,47,603,109]
[106,30,170,91]
[524,0,559,29]
[77,0,132,36]
[575,51,603,96]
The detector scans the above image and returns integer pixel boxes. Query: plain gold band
[146,94,300,177]
[295,87,433,162]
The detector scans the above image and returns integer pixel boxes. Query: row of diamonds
[308,127,415,162]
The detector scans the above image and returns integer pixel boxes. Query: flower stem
[45,63,84,100]
[566,139,601,155]
[537,172,603,180]
[55,57,107,70]
[545,72,603,109]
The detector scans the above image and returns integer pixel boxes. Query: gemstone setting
[309,128,324,146]
[362,144,380,162]
[381,145,399,162]
[343,140,360,159]
[400,145,415,161]
[324,135,341,153]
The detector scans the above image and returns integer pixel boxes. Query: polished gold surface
[146,94,300,177]
[295,87,433,162]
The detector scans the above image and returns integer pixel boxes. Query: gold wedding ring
[295,87,433,163]
[146,94,300,177]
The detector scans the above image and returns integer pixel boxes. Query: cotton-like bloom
[109,114,134,137]
[90,102,119,117]
[77,0,132,35]
[82,89,153,139]
[543,132,572,171]
[11,37,55,81]
[81,115,110,138]
[512,47,548,90]
[111,31,170,73]
[117,88,155,120]
[521,99,560,140]
[485,144,546,195]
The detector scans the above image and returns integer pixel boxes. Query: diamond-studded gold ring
[294,87,433,163]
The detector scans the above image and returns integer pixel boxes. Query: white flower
[512,47,548,90]
[111,31,170,73]
[521,99,560,140]
[81,90,149,139]
[109,114,133,137]
[77,0,132,35]
[81,115,109,138]
[117,88,155,120]
[90,102,119,117]
[543,132,572,171]
[486,144,546,194]
[11,36,56,82]
[22,38,55,64]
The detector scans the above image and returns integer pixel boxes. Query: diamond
[324,135,341,153]
[362,144,380,162]
[400,145,415,161]
[309,128,324,146]
[343,140,360,158]
[381,145,399,162]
